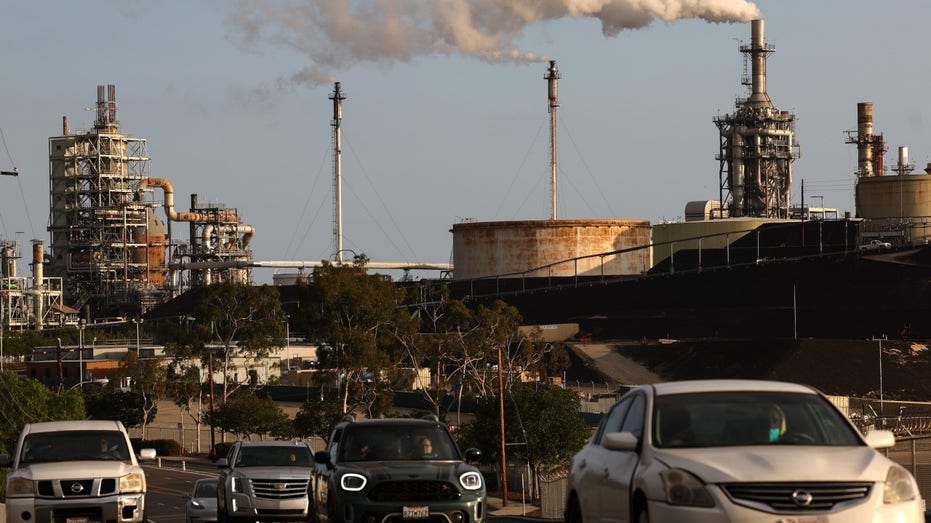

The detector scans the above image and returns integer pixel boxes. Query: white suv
[1,420,156,523]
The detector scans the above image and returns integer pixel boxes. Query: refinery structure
[4,17,931,337]
[2,85,256,328]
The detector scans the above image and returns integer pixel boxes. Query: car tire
[564,496,582,523]
[635,506,650,523]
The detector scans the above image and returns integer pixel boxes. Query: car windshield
[235,445,312,467]
[193,480,218,498]
[652,391,863,449]
[20,430,132,463]
[340,425,458,462]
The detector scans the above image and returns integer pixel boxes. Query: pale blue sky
[2,1,930,284]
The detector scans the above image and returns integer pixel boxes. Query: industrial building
[42,85,255,320]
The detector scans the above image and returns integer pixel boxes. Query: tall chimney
[857,102,875,177]
[545,60,560,220]
[746,19,773,109]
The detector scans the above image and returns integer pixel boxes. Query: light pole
[78,321,85,387]
[132,318,143,351]
[874,335,886,416]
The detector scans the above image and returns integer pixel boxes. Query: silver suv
[217,440,315,523]
[1,420,156,523]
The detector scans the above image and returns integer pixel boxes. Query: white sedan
[564,379,923,523]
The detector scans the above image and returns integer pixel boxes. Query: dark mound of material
[619,338,931,401]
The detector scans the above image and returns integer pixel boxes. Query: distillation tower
[713,19,799,219]
[48,85,167,316]
[48,85,255,317]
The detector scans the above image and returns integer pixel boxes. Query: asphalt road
[143,459,218,523]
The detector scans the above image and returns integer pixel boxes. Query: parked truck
[0,420,156,523]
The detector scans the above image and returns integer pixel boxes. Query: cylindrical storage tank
[145,210,167,287]
[451,219,652,280]
[856,175,931,220]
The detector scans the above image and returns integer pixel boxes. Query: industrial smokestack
[545,60,560,220]
[330,82,346,261]
[857,102,875,177]
[62,116,69,136]
[746,19,773,108]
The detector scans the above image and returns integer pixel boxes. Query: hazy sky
[2,0,930,284]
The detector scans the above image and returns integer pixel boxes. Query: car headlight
[659,469,714,507]
[6,477,35,497]
[120,472,145,493]
[190,500,205,510]
[340,473,367,492]
[231,477,244,493]
[883,465,917,504]
[459,471,482,491]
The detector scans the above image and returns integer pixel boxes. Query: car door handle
[579,459,586,469]
[602,468,610,479]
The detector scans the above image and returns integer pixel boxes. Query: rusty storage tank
[856,150,931,243]
[451,219,652,280]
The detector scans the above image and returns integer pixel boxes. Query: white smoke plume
[227,0,761,88]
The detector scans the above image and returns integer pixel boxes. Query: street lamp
[131,318,144,351]
[873,334,887,416]
[78,321,85,387]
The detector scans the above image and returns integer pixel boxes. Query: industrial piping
[140,178,239,223]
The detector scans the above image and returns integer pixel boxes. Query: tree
[192,282,286,404]
[164,362,208,453]
[212,393,292,440]
[113,351,166,439]
[292,395,344,441]
[458,383,589,499]
[82,385,146,429]
[0,371,85,454]
[292,257,416,415]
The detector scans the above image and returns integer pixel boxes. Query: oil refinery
[2,18,931,340]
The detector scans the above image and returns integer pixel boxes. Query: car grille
[37,478,117,498]
[723,482,872,511]
[369,480,460,502]
[250,479,309,499]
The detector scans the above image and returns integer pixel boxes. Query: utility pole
[497,346,508,507]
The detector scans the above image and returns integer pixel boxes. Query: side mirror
[0,453,11,467]
[863,430,896,449]
[138,448,157,461]
[217,458,229,468]
[313,450,331,465]
[603,432,639,452]
[463,448,482,464]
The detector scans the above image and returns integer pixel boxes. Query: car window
[236,446,312,467]
[194,480,218,498]
[594,396,632,444]
[20,430,131,463]
[652,391,863,448]
[340,425,457,462]
[619,394,645,439]
[328,427,343,463]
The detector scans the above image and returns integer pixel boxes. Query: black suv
[311,416,485,523]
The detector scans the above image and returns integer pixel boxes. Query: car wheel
[564,495,582,523]
[635,506,650,523]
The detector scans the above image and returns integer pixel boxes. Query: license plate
[66,518,89,523]
[773,517,828,523]
[403,506,429,519]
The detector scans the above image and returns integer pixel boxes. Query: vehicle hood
[232,465,312,478]
[653,446,894,483]
[14,461,141,480]
[340,460,479,482]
